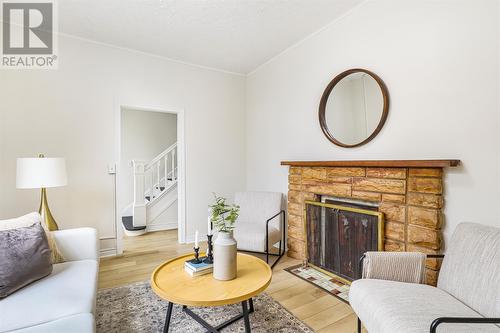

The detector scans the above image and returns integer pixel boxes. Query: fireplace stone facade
[285,164,454,286]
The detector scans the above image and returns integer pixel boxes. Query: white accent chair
[0,228,99,333]
[350,223,500,333]
[233,191,285,268]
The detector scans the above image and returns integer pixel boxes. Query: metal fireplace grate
[304,200,384,283]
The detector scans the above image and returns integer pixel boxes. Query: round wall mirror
[319,68,389,148]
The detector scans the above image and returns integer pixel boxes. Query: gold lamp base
[39,188,59,231]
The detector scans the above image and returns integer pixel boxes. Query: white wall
[0,35,246,251]
[120,109,177,211]
[246,0,500,247]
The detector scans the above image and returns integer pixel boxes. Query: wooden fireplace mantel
[280,159,461,168]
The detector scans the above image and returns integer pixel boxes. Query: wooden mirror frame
[319,68,389,148]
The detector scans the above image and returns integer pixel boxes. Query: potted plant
[209,194,239,280]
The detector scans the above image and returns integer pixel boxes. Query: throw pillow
[0,223,53,298]
[0,212,65,263]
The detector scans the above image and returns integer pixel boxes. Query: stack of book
[185,257,213,277]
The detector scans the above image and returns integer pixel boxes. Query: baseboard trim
[146,221,177,232]
[100,247,117,258]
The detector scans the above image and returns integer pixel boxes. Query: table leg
[241,300,252,333]
[183,307,219,333]
[163,302,174,333]
[180,298,254,332]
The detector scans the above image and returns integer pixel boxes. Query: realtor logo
[1,0,58,69]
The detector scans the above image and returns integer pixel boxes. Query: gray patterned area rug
[96,281,313,333]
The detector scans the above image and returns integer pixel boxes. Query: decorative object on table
[213,232,238,281]
[97,281,313,333]
[192,231,202,263]
[16,154,68,231]
[204,234,214,264]
[203,214,214,264]
[0,212,65,264]
[192,246,201,263]
[184,257,213,277]
[184,230,213,277]
[209,194,239,281]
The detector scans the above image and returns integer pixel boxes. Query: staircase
[122,143,178,236]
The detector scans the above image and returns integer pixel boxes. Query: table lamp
[16,154,67,231]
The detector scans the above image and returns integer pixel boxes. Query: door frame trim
[113,103,187,255]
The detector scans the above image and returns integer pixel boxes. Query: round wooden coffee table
[151,252,272,333]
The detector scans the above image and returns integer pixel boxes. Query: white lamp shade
[16,157,68,189]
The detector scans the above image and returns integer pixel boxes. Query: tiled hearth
[285,264,350,303]
[281,160,460,286]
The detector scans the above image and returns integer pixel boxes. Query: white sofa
[350,223,500,333]
[0,228,99,333]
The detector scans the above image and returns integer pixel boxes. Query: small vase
[213,231,237,281]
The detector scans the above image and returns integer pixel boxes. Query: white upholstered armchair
[350,223,500,333]
[233,191,285,268]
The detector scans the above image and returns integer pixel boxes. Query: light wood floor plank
[293,294,343,320]
[303,302,354,331]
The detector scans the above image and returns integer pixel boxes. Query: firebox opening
[305,198,384,284]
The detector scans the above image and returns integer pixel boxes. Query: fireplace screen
[305,200,384,282]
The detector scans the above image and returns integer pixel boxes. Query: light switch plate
[108,163,116,174]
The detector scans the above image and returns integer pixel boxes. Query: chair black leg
[357,317,361,333]
[265,244,269,264]
[265,233,269,264]
[163,302,174,333]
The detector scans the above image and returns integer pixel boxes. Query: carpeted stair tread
[122,216,146,231]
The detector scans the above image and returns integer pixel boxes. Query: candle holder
[193,246,202,264]
[203,234,214,264]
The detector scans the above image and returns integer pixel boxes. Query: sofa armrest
[52,227,99,261]
[359,251,427,284]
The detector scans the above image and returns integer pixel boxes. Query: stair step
[146,181,178,203]
[121,216,146,231]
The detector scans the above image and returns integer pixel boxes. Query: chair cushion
[0,260,98,332]
[234,192,283,230]
[350,279,500,333]
[7,313,94,333]
[234,223,282,252]
[438,223,500,317]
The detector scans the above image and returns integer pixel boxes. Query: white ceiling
[59,0,364,74]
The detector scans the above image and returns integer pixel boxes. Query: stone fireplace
[281,160,460,285]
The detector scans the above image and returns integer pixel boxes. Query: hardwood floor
[99,230,364,332]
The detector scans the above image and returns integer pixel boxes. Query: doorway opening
[115,105,185,255]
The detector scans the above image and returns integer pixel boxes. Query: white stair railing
[131,143,177,228]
